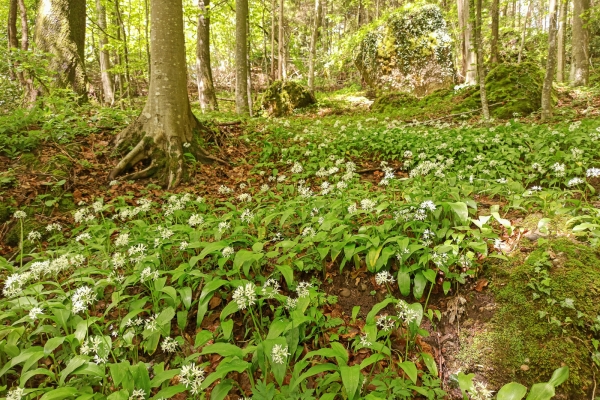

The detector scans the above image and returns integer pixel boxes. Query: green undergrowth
[461,239,600,397]
[1,107,600,399]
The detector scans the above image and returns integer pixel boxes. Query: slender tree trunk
[144,0,150,78]
[17,0,28,51]
[517,0,533,63]
[541,0,559,121]
[110,0,224,189]
[278,0,286,80]
[8,0,18,51]
[235,0,249,115]
[474,0,489,118]
[115,0,132,98]
[570,0,590,85]
[270,0,275,80]
[196,0,218,111]
[35,0,88,99]
[246,6,253,116]
[557,0,568,82]
[96,0,115,105]
[458,0,477,84]
[490,0,499,63]
[308,0,323,94]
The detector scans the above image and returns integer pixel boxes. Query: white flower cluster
[179,363,205,395]
[296,281,312,298]
[375,271,395,286]
[72,286,97,314]
[233,283,256,310]
[240,209,254,223]
[222,246,234,258]
[161,336,178,353]
[567,177,584,187]
[396,300,418,324]
[80,335,111,364]
[587,168,600,178]
[261,279,280,299]
[376,315,395,332]
[271,344,290,364]
[188,214,204,227]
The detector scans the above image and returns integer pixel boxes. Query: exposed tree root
[109,112,228,189]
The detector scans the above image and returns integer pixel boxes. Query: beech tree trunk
[457,0,477,84]
[270,0,276,80]
[18,0,28,51]
[278,0,286,80]
[8,0,19,51]
[490,0,499,64]
[197,0,218,112]
[35,0,87,98]
[235,0,250,115]
[474,0,489,119]
[517,0,533,63]
[557,0,568,82]
[96,0,114,105]
[570,0,590,86]
[541,0,559,121]
[308,0,323,95]
[109,0,224,189]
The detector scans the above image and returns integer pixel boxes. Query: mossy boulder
[370,92,419,113]
[458,62,544,119]
[354,4,454,96]
[260,81,316,117]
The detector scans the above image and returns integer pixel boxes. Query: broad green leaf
[40,387,80,400]
[457,371,475,393]
[449,202,469,221]
[398,271,411,296]
[44,336,66,355]
[291,363,337,389]
[150,384,186,400]
[421,352,438,376]
[399,361,418,385]
[275,264,294,287]
[211,379,234,400]
[497,382,528,400]
[525,383,555,400]
[413,271,427,299]
[340,365,361,400]
[548,366,569,387]
[201,343,244,358]
[59,356,88,385]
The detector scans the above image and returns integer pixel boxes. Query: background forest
[1,0,600,400]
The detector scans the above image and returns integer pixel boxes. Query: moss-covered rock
[370,92,419,113]
[0,201,12,223]
[354,4,454,96]
[260,81,316,117]
[458,239,600,397]
[458,62,545,119]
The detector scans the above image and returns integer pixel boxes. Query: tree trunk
[517,0,533,63]
[270,0,276,80]
[490,0,499,63]
[235,0,249,115]
[246,6,253,116]
[35,0,87,98]
[557,0,568,82]
[541,0,559,121]
[570,0,590,85]
[109,0,225,189]
[197,0,219,112]
[278,0,286,80]
[8,0,19,51]
[308,0,323,94]
[18,0,28,51]
[474,0,489,119]
[115,0,132,99]
[457,0,477,84]
[96,0,115,105]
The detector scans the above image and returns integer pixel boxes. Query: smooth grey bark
[308,0,323,95]
[114,0,131,98]
[570,0,590,86]
[35,0,87,98]
[95,0,114,105]
[270,0,275,80]
[474,0,489,119]
[109,0,224,189]
[490,0,499,63]
[557,0,568,82]
[517,0,532,63]
[541,0,559,121]
[196,0,218,112]
[457,0,476,84]
[235,0,249,115]
[278,0,286,80]
[8,0,18,51]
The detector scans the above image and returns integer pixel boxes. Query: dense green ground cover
[0,103,599,399]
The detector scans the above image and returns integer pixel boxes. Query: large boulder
[459,62,545,119]
[260,80,316,117]
[354,4,454,96]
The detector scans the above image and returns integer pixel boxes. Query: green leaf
[40,387,80,400]
[421,352,438,376]
[366,246,383,272]
[497,382,528,400]
[59,356,88,385]
[220,301,238,321]
[211,379,234,400]
[150,369,180,388]
[201,343,244,358]
[275,264,294,287]
[178,287,193,309]
[422,269,436,283]
[525,383,555,400]
[340,365,361,400]
[413,271,427,299]
[457,371,475,393]
[291,363,337,389]
[398,271,411,296]
[399,361,418,385]
[44,337,65,355]
[449,202,469,221]
[548,366,569,387]
[366,298,396,325]
[107,391,129,400]
[150,384,186,400]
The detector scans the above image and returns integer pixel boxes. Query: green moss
[20,152,40,168]
[370,92,418,113]
[458,62,545,119]
[260,81,316,117]
[0,201,13,223]
[459,239,600,396]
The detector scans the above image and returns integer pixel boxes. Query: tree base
[108,111,226,189]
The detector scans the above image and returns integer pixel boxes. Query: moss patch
[260,81,316,117]
[459,239,600,397]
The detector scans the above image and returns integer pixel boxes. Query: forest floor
[1,87,600,399]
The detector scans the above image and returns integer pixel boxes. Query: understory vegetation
[1,89,600,399]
